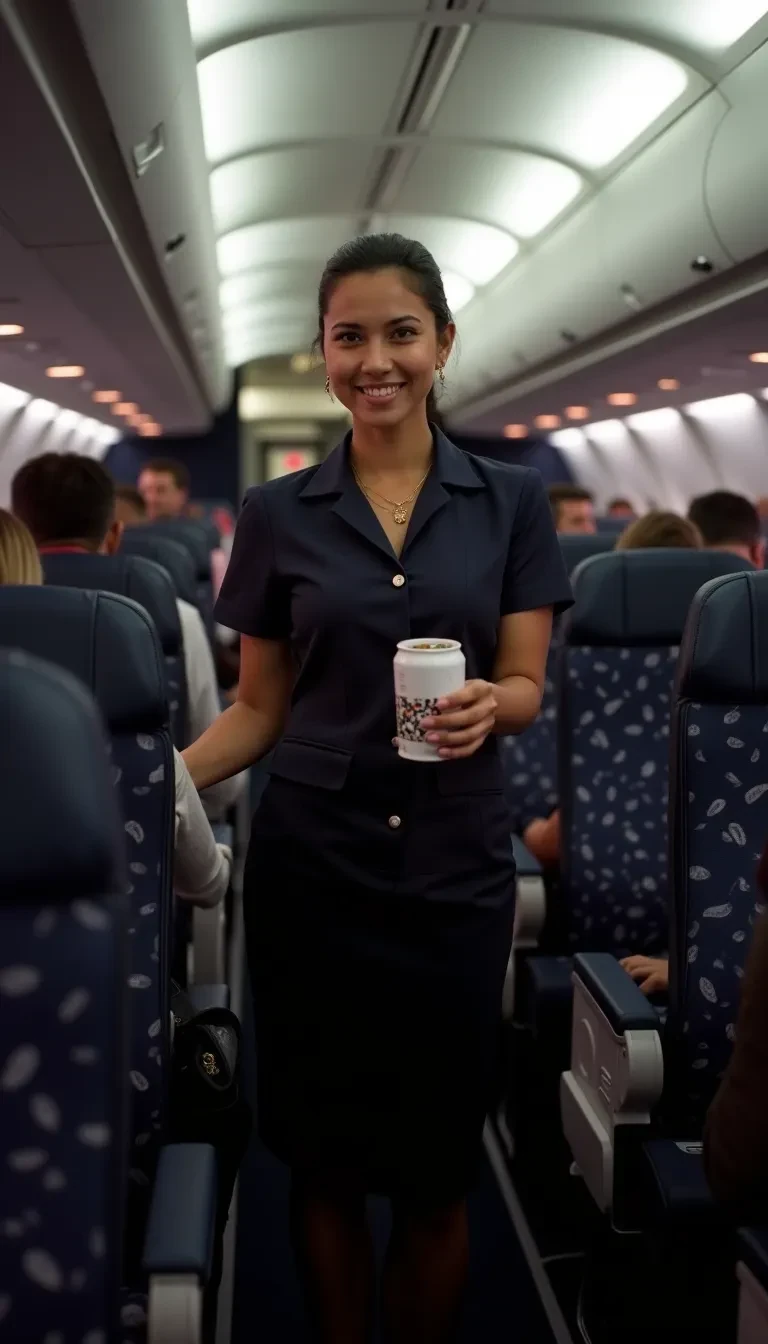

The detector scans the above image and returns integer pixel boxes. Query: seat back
[666,569,768,1128]
[558,550,749,957]
[559,533,615,571]
[120,528,198,606]
[148,518,213,630]
[596,516,633,535]
[0,587,174,1182]
[42,551,187,748]
[0,649,127,1340]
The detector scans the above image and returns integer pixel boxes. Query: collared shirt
[215,428,573,787]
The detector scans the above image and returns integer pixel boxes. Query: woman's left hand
[421,680,498,759]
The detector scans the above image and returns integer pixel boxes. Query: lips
[355,383,405,401]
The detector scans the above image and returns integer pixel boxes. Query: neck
[38,538,99,554]
[708,541,752,563]
[350,410,433,476]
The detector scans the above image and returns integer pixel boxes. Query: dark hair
[616,510,701,551]
[607,497,633,512]
[115,484,146,516]
[11,452,115,547]
[317,233,453,421]
[688,491,761,548]
[142,457,190,492]
[547,482,593,519]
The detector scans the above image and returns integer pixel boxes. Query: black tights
[290,1169,469,1344]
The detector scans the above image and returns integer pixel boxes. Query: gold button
[392,573,405,588]
[388,815,401,829]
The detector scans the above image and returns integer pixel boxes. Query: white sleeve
[177,599,246,818]
[173,748,231,907]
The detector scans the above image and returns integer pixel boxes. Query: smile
[355,383,405,400]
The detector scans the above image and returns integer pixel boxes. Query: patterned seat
[0,587,174,1260]
[42,551,187,749]
[0,649,127,1340]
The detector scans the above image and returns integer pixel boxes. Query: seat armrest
[143,1143,217,1280]
[191,902,227,985]
[573,953,660,1032]
[511,833,542,877]
[185,983,230,1013]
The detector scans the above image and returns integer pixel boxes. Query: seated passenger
[548,482,596,535]
[523,510,700,867]
[0,507,42,584]
[703,845,768,1214]
[138,456,228,597]
[0,493,230,908]
[113,482,146,527]
[607,497,635,520]
[11,453,244,818]
[688,490,765,568]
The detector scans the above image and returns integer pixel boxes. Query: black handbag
[170,981,242,1114]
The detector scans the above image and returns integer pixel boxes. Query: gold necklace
[352,465,430,525]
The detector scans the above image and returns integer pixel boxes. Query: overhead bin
[704,41,768,265]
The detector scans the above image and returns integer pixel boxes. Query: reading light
[657,378,680,391]
[534,414,561,429]
[565,406,590,420]
[139,423,162,437]
[0,324,23,337]
[46,365,85,379]
[503,424,528,439]
[112,402,139,416]
[749,352,768,364]
[606,392,637,407]
[92,390,121,404]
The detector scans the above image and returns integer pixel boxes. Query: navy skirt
[243,754,515,1201]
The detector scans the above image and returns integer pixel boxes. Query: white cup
[394,638,466,761]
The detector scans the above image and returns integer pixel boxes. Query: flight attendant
[184,232,572,1343]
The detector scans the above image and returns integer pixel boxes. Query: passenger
[10,452,243,820]
[688,490,765,568]
[548,482,596,535]
[523,510,700,873]
[703,846,768,1215]
[1,486,229,909]
[138,456,228,597]
[0,507,42,584]
[113,483,146,527]
[183,231,572,1343]
[606,497,635,519]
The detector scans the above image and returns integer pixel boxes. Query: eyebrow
[330,314,423,332]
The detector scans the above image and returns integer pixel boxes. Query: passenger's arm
[704,910,768,1213]
[182,633,292,791]
[173,749,231,908]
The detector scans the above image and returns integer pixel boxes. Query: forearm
[182,699,282,791]
[492,675,543,735]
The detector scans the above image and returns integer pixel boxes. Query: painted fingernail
[426,733,440,743]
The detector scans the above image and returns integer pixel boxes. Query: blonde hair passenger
[616,510,702,552]
[0,508,43,585]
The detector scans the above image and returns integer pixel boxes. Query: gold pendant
[393,505,408,524]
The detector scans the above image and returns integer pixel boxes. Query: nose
[360,338,394,375]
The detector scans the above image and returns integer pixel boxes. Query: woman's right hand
[620,955,668,996]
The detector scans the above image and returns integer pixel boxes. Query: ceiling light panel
[442,273,475,314]
[431,25,693,170]
[218,217,358,278]
[379,215,518,287]
[197,25,419,166]
[487,1,768,59]
[187,0,425,53]
[210,145,375,237]
[220,266,319,313]
[394,145,583,239]
[222,298,312,333]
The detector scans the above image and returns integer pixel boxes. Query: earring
[436,365,445,385]
[325,375,333,400]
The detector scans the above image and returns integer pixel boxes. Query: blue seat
[120,528,198,607]
[149,519,214,633]
[559,533,615,569]
[596,517,632,535]
[562,568,768,1226]
[0,588,174,1208]
[42,551,188,749]
[0,649,127,1341]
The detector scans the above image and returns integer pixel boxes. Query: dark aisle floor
[230,974,558,1344]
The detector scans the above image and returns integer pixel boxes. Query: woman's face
[323,268,454,429]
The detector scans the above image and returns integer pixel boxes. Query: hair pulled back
[317,233,453,420]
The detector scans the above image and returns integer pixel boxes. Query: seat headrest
[677,569,768,702]
[120,529,197,606]
[149,519,211,579]
[564,550,750,646]
[0,649,124,899]
[0,587,168,732]
[42,552,181,656]
[558,533,614,573]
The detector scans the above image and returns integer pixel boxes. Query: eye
[392,326,418,340]
[334,331,361,344]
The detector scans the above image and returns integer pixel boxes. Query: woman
[0,507,231,909]
[184,233,572,1343]
[523,509,701,871]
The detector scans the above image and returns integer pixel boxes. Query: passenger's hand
[523,812,560,868]
[619,955,669,996]
[421,680,498,759]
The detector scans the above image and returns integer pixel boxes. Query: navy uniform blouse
[215,428,573,790]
